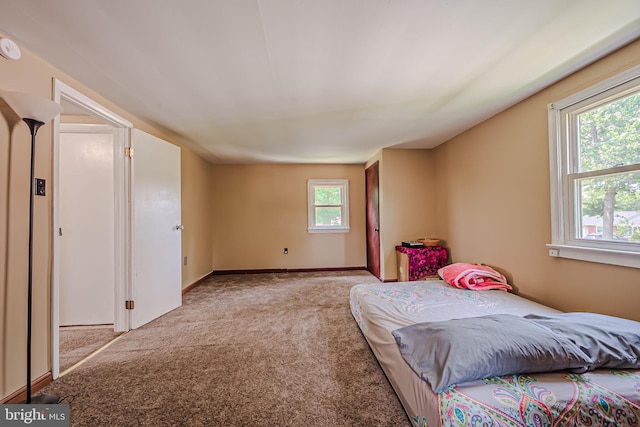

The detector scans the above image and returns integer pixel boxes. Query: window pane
[315,207,342,226]
[576,171,640,242]
[577,91,640,173]
[314,186,341,206]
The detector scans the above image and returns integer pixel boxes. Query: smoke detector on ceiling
[0,37,21,60]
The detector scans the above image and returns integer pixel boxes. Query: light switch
[35,178,46,196]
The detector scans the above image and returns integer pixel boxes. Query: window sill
[308,227,350,234]
[546,243,640,269]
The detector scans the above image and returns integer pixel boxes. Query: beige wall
[1,43,65,402]
[370,149,438,281]
[0,41,214,400]
[210,164,366,270]
[60,114,103,124]
[181,149,214,288]
[433,38,640,321]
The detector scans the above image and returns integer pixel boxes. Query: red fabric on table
[395,245,449,281]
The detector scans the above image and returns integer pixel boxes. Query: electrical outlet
[283,248,288,254]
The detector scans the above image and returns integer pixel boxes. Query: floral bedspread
[430,370,640,427]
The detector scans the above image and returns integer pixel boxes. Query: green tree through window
[307,180,350,232]
[548,64,640,268]
[314,186,342,226]
[577,91,640,241]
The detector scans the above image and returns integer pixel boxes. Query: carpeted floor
[59,326,123,373]
[40,271,410,426]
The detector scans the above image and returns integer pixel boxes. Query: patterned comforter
[350,281,640,427]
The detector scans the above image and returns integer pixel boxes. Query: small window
[307,180,350,233]
[548,64,640,268]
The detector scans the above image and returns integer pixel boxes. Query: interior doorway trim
[52,79,133,379]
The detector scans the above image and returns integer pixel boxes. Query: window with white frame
[548,64,640,268]
[307,180,350,233]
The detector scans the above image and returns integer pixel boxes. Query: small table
[395,245,448,281]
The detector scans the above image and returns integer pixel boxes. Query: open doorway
[59,124,115,326]
[52,80,132,378]
[57,123,122,373]
[51,80,183,378]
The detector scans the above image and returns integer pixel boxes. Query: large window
[307,180,350,233]
[548,64,640,268]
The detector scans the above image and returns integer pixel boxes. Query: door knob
[374,228,379,232]
[175,225,184,230]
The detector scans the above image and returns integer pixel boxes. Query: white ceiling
[1,1,640,164]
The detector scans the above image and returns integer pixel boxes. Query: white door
[130,129,182,329]
[59,126,115,326]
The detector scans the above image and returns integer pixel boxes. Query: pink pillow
[437,263,512,291]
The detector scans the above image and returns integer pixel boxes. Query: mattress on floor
[350,280,640,427]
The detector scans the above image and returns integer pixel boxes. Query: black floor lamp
[1,91,63,404]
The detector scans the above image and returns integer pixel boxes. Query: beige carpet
[59,326,122,373]
[40,271,410,426]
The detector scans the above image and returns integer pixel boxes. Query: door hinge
[125,147,134,158]
[125,300,135,310]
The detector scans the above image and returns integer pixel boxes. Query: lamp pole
[23,118,59,404]
[1,91,63,404]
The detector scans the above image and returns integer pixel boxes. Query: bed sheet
[350,280,640,427]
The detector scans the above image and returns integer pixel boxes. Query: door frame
[52,79,133,378]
